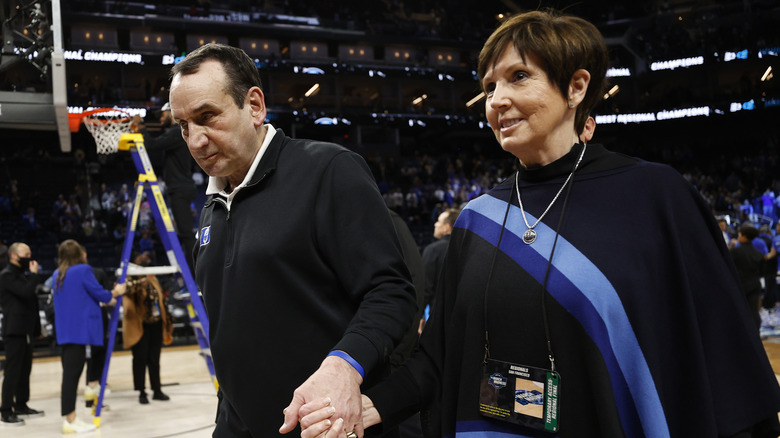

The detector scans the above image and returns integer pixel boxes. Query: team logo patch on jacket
[200,226,211,246]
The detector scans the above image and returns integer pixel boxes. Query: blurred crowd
[3,125,780,270]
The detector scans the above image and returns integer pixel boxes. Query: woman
[122,252,174,404]
[301,9,780,438]
[52,239,125,434]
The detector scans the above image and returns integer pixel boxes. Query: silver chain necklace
[515,144,587,244]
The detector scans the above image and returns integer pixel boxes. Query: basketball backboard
[0,0,70,151]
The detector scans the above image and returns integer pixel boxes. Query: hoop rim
[67,108,132,133]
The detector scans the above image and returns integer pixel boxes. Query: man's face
[11,244,31,267]
[169,60,266,184]
[433,212,451,239]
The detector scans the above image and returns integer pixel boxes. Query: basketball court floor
[3,341,780,436]
[1,345,217,437]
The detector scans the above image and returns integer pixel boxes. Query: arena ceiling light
[762,66,773,82]
[603,85,620,100]
[466,92,485,108]
[412,94,428,105]
[305,83,320,97]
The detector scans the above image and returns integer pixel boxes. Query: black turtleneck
[516,143,637,183]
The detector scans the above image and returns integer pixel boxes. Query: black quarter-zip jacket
[194,128,416,437]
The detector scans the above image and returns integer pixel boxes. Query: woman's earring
[568,101,575,108]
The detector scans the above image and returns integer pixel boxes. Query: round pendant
[522,229,537,244]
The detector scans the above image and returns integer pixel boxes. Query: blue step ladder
[93,133,216,426]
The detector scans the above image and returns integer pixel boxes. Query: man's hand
[29,259,39,274]
[279,354,364,437]
[131,115,144,131]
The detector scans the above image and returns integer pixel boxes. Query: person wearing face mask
[0,242,46,426]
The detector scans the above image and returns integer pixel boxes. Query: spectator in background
[387,209,425,438]
[100,184,116,212]
[138,231,156,264]
[132,102,198,271]
[731,225,765,329]
[83,262,115,409]
[52,239,125,434]
[717,217,735,247]
[759,224,777,310]
[0,239,8,270]
[761,189,775,220]
[0,242,45,427]
[420,208,459,331]
[750,225,770,256]
[122,252,174,405]
[21,207,39,238]
[773,221,780,277]
[0,191,12,218]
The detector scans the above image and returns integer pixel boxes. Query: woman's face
[482,44,576,168]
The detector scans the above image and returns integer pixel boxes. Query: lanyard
[482,144,583,372]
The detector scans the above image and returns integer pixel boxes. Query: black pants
[0,334,33,413]
[763,273,778,309]
[169,190,196,272]
[132,320,163,392]
[86,307,110,384]
[748,290,762,330]
[85,345,106,383]
[61,344,86,416]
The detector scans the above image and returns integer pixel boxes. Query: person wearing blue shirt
[52,240,125,434]
[752,234,769,255]
[773,222,780,274]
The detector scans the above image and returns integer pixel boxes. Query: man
[730,225,765,329]
[0,239,8,270]
[0,242,45,426]
[773,221,780,281]
[717,216,734,248]
[133,102,198,271]
[387,209,425,438]
[168,44,416,437]
[420,208,459,328]
[758,224,778,309]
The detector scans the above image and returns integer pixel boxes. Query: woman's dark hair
[478,9,609,134]
[170,43,262,109]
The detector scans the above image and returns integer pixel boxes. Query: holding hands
[297,395,382,438]
[112,282,127,297]
[279,355,366,437]
[107,282,126,306]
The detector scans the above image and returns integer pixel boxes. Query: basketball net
[80,109,134,154]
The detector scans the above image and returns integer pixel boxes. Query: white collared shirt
[204,124,277,211]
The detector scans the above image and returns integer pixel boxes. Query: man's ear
[247,86,267,126]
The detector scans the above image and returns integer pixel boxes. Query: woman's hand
[360,395,381,429]
[298,395,381,438]
[296,397,338,438]
[112,282,127,297]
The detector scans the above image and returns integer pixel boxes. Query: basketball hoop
[68,108,134,154]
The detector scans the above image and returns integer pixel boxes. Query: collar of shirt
[205,124,277,204]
